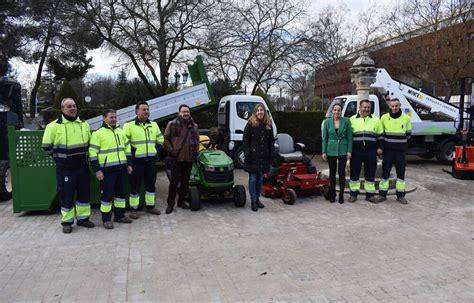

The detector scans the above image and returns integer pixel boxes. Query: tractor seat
[277,133,304,162]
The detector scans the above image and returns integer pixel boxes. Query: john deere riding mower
[188,135,246,211]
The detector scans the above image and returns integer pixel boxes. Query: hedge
[272,111,326,154]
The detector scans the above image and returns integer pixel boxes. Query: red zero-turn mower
[262,134,330,204]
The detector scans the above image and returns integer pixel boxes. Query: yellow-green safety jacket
[350,113,383,150]
[123,118,164,161]
[380,111,412,151]
[42,115,90,168]
[89,123,131,172]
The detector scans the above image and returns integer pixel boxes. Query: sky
[11,0,396,89]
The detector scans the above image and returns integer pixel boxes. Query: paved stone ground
[0,157,472,302]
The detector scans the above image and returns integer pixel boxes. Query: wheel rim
[445,146,455,161]
[238,151,245,167]
[5,167,11,193]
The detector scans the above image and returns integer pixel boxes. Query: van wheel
[418,153,434,159]
[436,141,455,164]
[233,146,245,169]
[0,161,12,201]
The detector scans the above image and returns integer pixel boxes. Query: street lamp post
[173,70,189,89]
[174,71,181,88]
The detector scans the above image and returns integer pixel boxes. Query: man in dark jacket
[163,104,199,214]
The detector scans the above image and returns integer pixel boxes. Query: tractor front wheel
[189,187,201,211]
[233,185,246,207]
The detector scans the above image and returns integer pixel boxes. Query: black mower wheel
[189,187,201,211]
[0,160,12,201]
[282,188,297,205]
[323,187,331,200]
[233,185,246,207]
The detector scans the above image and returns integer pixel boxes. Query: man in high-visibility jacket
[123,101,164,218]
[89,109,134,229]
[42,98,95,233]
[378,98,412,204]
[349,99,383,203]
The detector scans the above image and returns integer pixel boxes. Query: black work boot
[165,204,174,214]
[256,200,265,208]
[77,220,95,228]
[251,202,258,212]
[338,194,344,204]
[62,225,72,234]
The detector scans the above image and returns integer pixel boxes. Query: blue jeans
[248,173,264,203]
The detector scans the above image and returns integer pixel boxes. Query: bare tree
[199,0,306,94]
[75,0,218,97]
[357,0,385,48]
[382,0,472,100]
[304,4,357,96]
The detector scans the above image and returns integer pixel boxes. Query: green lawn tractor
[187,136,246,211]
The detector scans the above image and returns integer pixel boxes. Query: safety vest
[123,118,164,159]
[350,113,383,150]
[380,112,412,151]
[42,115,90,166]
[89,123,131,171]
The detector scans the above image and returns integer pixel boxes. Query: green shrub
[165,86,177,95]
[79,108,104,120]
[53,80,82,111]
[272,111,326,153]
[41,108,62,125]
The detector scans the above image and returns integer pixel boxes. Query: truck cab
[324,95,380,118]
[0,77,23,201]
[217,95,277,168]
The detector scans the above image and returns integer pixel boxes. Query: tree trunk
[29,0,61,118]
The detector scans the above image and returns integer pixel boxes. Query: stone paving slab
[0,157,472,302]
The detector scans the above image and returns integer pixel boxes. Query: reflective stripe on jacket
[380,112,412,151]
[350,113,383,150]
[123,118,164,159]
[89,123,131,172]
[42,115,90,167]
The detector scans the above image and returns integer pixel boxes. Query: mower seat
[276,133,303,162]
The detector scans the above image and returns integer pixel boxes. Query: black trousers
[167,161,193,206]
[327,155,347,199]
